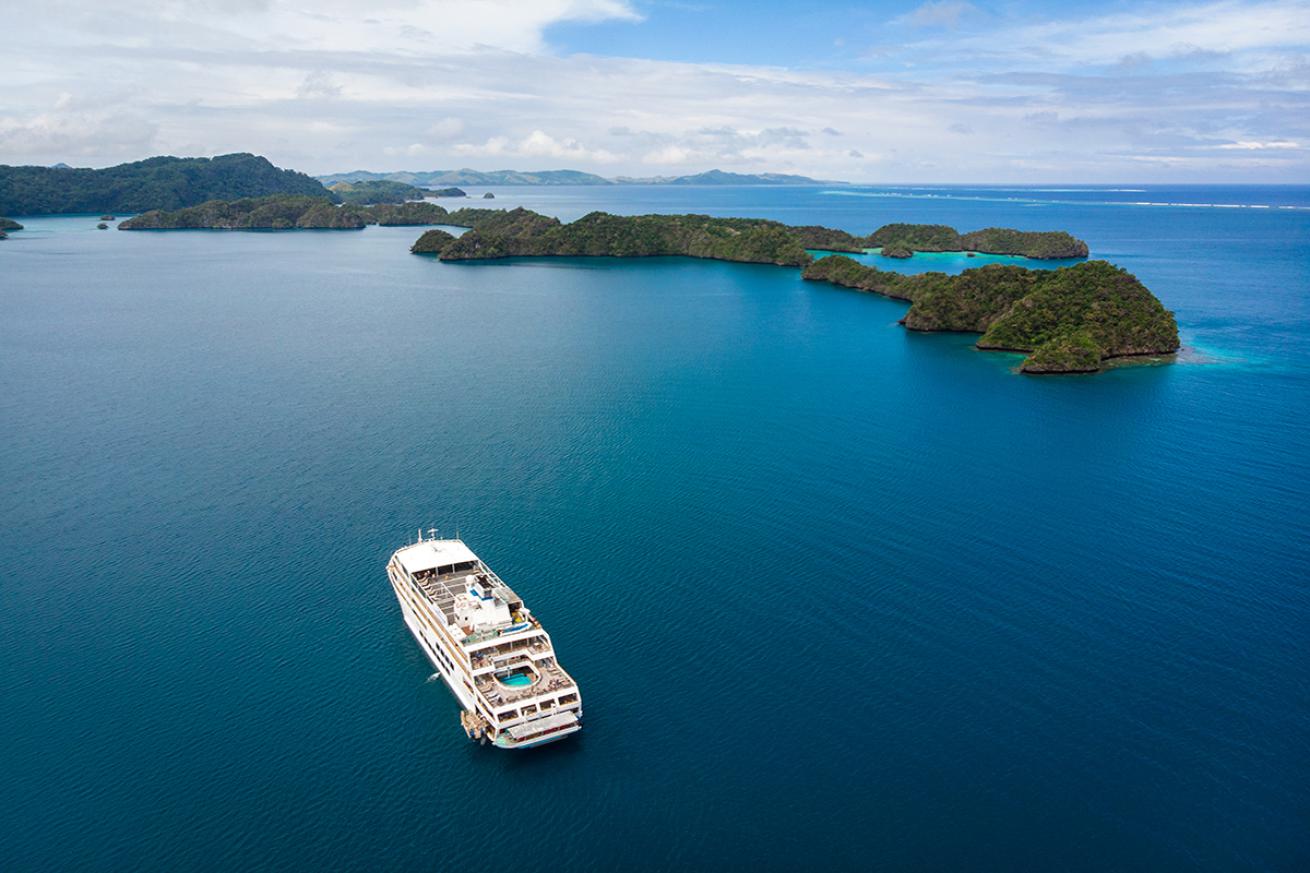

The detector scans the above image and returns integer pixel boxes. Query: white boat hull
[387,535,582,750]
[392,573,479,712]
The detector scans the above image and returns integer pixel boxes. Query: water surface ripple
[2,188,1307,871]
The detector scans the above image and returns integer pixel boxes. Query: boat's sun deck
[475,659,578,707]
[411,564,522,626]
[393,536,581,749]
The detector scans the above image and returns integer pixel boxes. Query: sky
[2,0,1308,182]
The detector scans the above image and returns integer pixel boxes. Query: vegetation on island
[119,195,453,230]
[792,225,866,253]
[801,256,1178,373]
[328,179,429,204]
[867,223,1089,259]
[430,187,468,198]
[0,154,330,216]
[901,265,1038,332]
[429,209,812,266]
[867,223,961,252]
[974,260,1179,366]
[412,204,1094,272]
[960,227,1089,259]
[800,253,912,299]
[411,229,457,253]
[370,202,451,226]
[0,217,22,231]
[121,196,363,229]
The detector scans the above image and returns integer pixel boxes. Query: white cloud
[427,119,466,140]
[71,1,644,56]
[1215,139,1301,149]
[0,0,1306,181]
[383,143,434,158]
[643,145,692,164]
[297,71,341,99]
[454,130,620,163]
[919,0,1310,67]
[0,92,159,158]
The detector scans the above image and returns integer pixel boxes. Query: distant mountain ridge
[0,153,846,219]
[615,169,844,185]
[318,168,614,187]
[0,154,329,216]
[317,167,845,187]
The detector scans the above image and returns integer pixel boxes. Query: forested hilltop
[866,223,1089,259]
[412,209,1089,262]
[416,209,813,265]
[802,256,1178,373]
[0,154,330,216]
[120,195,451,229]
[326,179,467,204]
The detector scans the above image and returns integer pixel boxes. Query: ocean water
[2,186,1307,871]
[811,247,1087,275]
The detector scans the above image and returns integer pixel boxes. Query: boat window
[437,564,453,575]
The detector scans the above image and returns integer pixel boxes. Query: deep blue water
[2,186,1307,871]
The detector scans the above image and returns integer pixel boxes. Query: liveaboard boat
[386,531,582,749]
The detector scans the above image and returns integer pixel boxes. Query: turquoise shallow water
[807,246,1086,275]
[2,187,1308,871]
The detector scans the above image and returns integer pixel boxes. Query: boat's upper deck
[394,539,527,634]
[391,535,580,729]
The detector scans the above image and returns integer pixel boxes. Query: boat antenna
[416,527,423,543]
[428,527,439,541]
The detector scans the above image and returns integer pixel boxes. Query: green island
[415,209,812,264]
[866,223,1089,259]
[119,195,453,230]
[326,179,469,204]
[410,207,1175,374]
[414,210,1088,262]
[0,154,329,216]
[803,256,1178,373]
[0,216,21,238]
[327,179,428,204]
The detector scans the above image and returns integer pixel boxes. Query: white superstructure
[386,531,582,749]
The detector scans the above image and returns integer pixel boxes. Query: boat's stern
[492,710,581,749]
